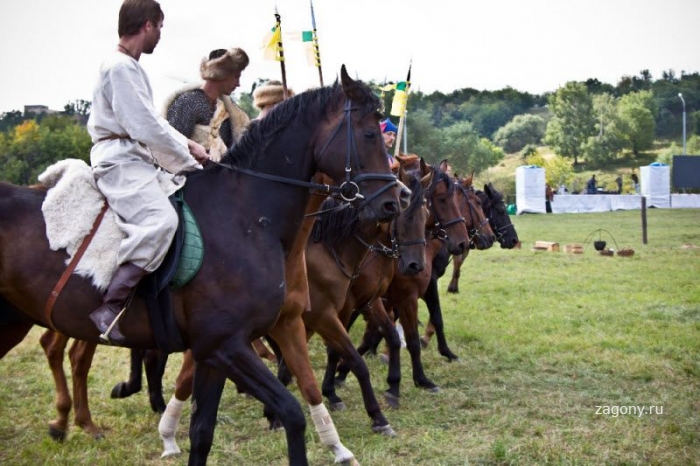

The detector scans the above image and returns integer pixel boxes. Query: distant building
[24,105,59,117]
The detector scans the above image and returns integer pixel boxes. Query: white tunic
[87,51,202,272]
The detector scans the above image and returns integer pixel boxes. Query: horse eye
[364,130,377,139]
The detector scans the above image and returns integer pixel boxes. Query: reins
[210,99,397,215]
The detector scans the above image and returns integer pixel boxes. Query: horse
[0,66,401,466]
[267,165,429,430]
[446,181,519,294]
[330,157,469,401]
[414,172,496,362]
[422,181,520,353]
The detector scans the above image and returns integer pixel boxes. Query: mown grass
[1,209,699,465]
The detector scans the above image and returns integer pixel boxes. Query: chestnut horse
[0,67,400,466]
[331,157,469,402]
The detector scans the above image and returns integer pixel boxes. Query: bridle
[425,173,465,241]
[212,99,397,209]
[479,191,516,246]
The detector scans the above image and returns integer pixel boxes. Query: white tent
[640,163,670,208]
[515,165,546,214]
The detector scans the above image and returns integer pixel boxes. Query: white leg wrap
[309,403,356,464]
[159,395,185,458]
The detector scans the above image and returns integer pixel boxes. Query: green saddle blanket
[171,194,204,288]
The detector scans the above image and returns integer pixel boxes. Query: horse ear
[484,183,493,196]
[465,171,474,186]
[420,157,429,176]
[340,65,363,101]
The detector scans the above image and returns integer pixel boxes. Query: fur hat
[253,80,295,110]
[200,48,249,81]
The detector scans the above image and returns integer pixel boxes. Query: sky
[0,0,698,114]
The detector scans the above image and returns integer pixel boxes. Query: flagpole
[274,11,289,99]
[394,61,411,158]
[310,0,323,86]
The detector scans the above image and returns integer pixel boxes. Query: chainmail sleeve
[165,89,214,139]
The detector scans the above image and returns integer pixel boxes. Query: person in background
[631,171,640,193]
[164,47,250,161]
[615,175,623,194]
[87,0,209,343]
[380,118,398,166]
[586,174,597,194]
[252,79,294,120]
[545,184,554,213]
[557,183,568,195]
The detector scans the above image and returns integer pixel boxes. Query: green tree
[544,82,596,165]
[404,109,442,159]
[438,121,504,174]
[617,90,656,157]
[493,114,546,153]
[582,93,626,165]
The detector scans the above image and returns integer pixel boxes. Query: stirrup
[99,307,127,344]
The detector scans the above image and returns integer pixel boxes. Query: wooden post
[641,196,647,244]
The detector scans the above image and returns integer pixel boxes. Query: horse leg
[317,310,395,436]
[366,299,402,409]
[144,350,168,413]
[0,320,32,358]
[423,276,459,361]
[446,253,464,293]
[39,330,72,441]
[68,338,103,438]
[194,341,308,466]
[397,300,439,392]
[253,337,277,364]
[110,348,143,399]
[421,319,435,349]
[159,350,194,458]
[269,316,356,464]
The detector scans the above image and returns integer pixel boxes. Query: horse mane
[403,174,424,219]
[311,197,361,245]
[221,80,380,170]
[431,168,456,197]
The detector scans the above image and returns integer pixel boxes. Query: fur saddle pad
[38,159,186,291]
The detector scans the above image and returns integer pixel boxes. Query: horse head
[311,66,401,224]
[390,166,428,276]
[481,182,519,248]
[399,156,469,256]
[456,173,495,250]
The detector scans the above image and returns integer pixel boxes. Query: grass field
[1,208,699,465]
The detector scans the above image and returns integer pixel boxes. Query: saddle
[39,159,203,352]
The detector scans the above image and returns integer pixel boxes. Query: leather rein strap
[44,202,109,331]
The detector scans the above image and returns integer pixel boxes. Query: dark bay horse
[331,157,469,401]
[446,181,519,294]
[0,67,400,466]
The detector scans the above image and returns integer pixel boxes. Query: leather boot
[90,262,147,344]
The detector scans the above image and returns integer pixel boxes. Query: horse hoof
[425,386,441,393]
[93,432,105,440]
[378,353,389,365]
[48,425,66,442]
[419,337,429,349]
[447,285,458,293]
[371,424,396,437]
[384,391,400,409]
[339,458,361,466]
[330,402,346,412]
[161,448,182,459]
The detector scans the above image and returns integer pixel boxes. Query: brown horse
[414,173,496,361]
[0,67,401,466]
[266,166,429,433]
[331,157,469,401]
[446,181,520,294]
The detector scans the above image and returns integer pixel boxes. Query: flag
[390,81,408,117]
[378,83,396,92]
[262,25,283,61]
[284,30,319,66]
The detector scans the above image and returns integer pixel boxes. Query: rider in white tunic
[86,0,209,343]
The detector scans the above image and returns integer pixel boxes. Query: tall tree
[617,90,657,157]
[544,82,596,165]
